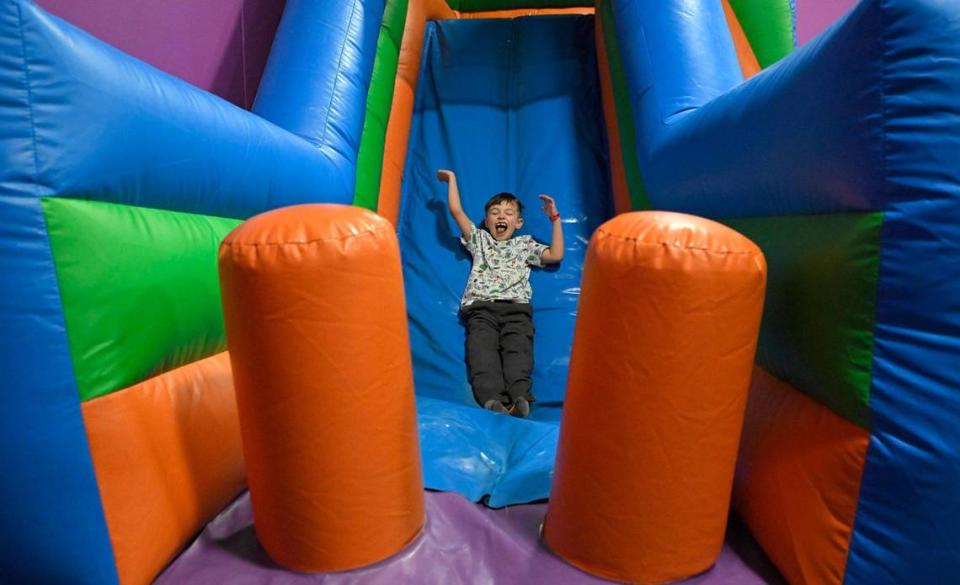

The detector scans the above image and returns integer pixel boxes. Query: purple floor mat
[156,491,785,585]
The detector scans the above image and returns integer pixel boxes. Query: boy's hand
[539,194,560,220]
[440,169,472,237]
[539,194,564,264]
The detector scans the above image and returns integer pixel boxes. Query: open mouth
[495,222,508,235]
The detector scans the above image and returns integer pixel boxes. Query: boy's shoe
[484,399,509,414]
[510,397,530,418]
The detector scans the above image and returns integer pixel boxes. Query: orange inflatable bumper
[218,204,424,572]
[545,211,766,584]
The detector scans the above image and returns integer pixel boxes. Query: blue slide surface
[401,16,613,505]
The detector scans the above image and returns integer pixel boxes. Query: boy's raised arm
[538,194,564,265]
[437,169,474,238]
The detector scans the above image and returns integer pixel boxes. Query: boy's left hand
[539,194,559,219]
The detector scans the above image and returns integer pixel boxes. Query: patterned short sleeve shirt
[460,224,548,306]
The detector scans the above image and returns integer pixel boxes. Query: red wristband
[549,212,560,222]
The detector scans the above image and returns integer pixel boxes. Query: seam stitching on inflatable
[223,226,386,247]
[319,0,362,147]
[16,3,42,197]
[878,0,889,210]
[596,229,759,255]
[868,0,888,420]
[818,3,890,575]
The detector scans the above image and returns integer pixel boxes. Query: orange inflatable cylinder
[544,211,766,584]
[218,204,424,573]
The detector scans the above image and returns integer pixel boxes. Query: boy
[437,169,564,418]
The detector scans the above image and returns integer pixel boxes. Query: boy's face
[484,201,523,241]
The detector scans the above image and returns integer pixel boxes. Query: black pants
[462,301,535,406]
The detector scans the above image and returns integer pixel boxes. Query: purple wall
[35,0,285,110]
[796,0,860,45]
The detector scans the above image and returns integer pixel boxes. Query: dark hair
[484,192,523,214]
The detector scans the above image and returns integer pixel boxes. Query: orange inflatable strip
[379,0,455,225]
[218,204,424,572]
[459,7,594,18]
[82,352,245,585]
[546,212,767,584]
[735,367,869,585]
[594,12,632,215]
[722,0,761,79]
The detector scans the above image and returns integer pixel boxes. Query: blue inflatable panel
[0,0,353,219]
[417,397,559,507]
[0,2,119,582]
[254,0,385,177]
[610,0,960,581]
[615,0,742,130]
[838,2,960,583]
[399,16,612,411]
[613,0,887,217]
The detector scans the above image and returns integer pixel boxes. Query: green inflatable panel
[43,198,241,401]
[727,212,883,428]
[355,0,410,211]
[728,0,796,68]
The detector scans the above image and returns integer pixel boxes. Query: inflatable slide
[2,0,959,583]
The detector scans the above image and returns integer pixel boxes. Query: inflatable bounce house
[3,0,960,583]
